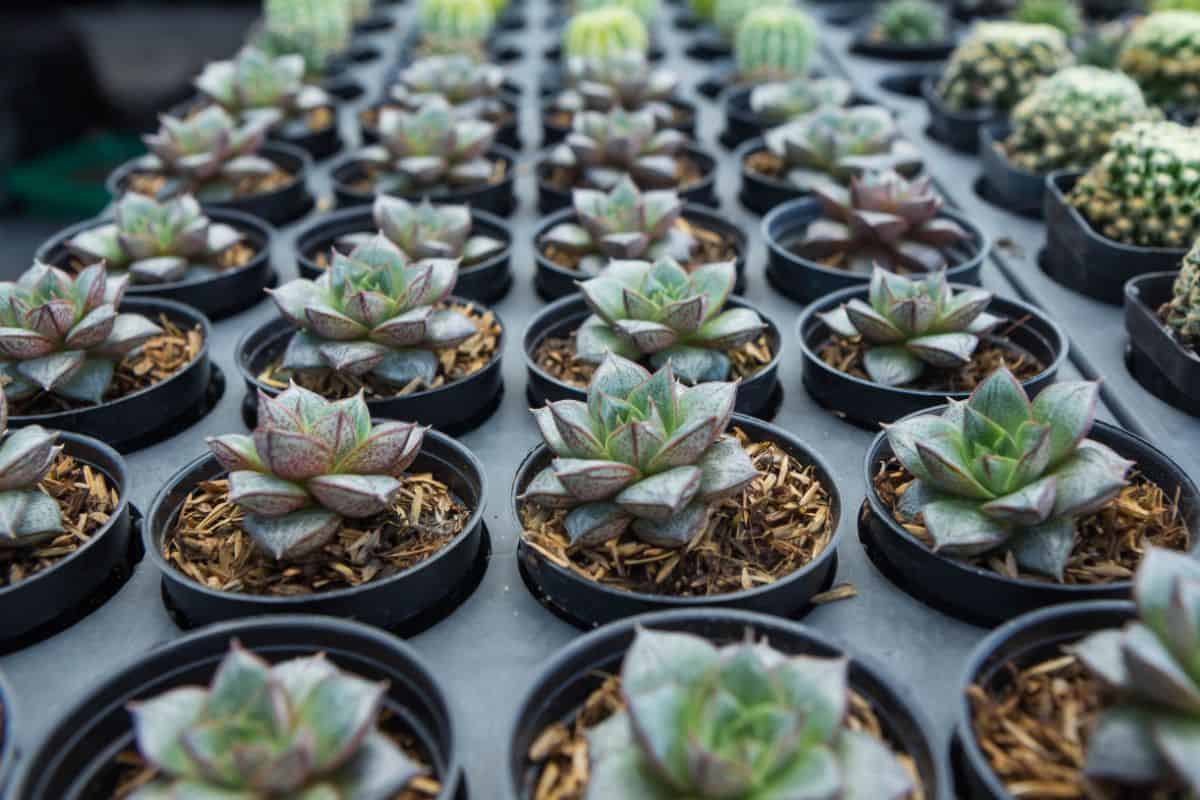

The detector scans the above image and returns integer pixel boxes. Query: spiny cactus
[575,0,660,25]
[712,0,788,43]
[334,194,505,265]
[0,394,63,547]
[587,628,914,800]
[873,0,948,45]
[521,354,758,546]
[388,55,508,120]
[556,52,680,127]
[1119,10,1200,110]
[137,106,277,200]
[748,77,854,125]
[937,21,1074,112]
[194,46,331,132]
[0,263,163,405]
[416,0,496,53]
[734,6,817,82]
[689,0,715,22]
[1165,240,1200,343]
[127,643,423,798]
[548,107,687,190]
[1012,0,1083,37]
[257,0,353,78]
[562,7,650,61]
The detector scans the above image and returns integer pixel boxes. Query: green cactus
[1119,10,1200,110]
[712,0,787,43]
[257,0,352,78]
[575,0,660,25]
[734,6,817,82]
[1165,240,1200,343]
[563,6,650,60]
[1012,0,1083,37]
[874,0,948,45]
[937,21,1074,112]
[417,0,496,54]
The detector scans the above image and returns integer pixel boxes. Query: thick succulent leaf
[1151,716,1200,793]
[907,332,977,368]
[683,737,755,797]
[306,304,369,341]
[623,628,721,694]
[0,426,59,490]
[331,732,425,799]
[817,305,859,339]
[203,645,276,722]
[25,298,77,341]
[552,458,639,502]
[1009,516,1074,579]
[649,346,730,384]
[576,317,639,363]
[295,669,386,773]
[863,345,924,387]
[0,489,64,545]
[589,353,651,400]
[130,256,189,284]
[550,399,604,457]
[845,299,905,344]
[645,414,717,471]
[940,287,993,331]
[1048,440,1132,518]
[585,715,675,800]
[1084,706,1169,786]
[318,341,390,376]
[1121,623,1200,713]
[1009,420,1054,489]
[67,223,125,263]
[308,474,403,518]
[631,499,711,548]
[423,309,476,349]
[268,279,320,326]
[337,421,423,475]
[53,358,116,404]
[563,501,632,546]
[607,421,664,473]
[279,331,326,372]
[520,466,576,508]
[371,349,440,388]
[207,434,263,472]
[227,470,310,516]
[128,687,209,777]
[0,328,55,361]
[915,433,994,500]
[691,308,764,350]
[99,313,164,356]
[615,466,701,522]
[836,729,913,800]
[696,436,758,501]
[254,427,333,481]
[752,744,842,800]
[686,262,736,315]
[1136,547,1200,646]
[532,406,573,458]
[678,381,736,437]
[244,508,341,560]
[884,413,960,483]
[16,350,85,392]
[1073,629,1130,688]
[64,305,117,350]
[625,681,691,789]
[370,307,432,349]
[614,319,678,354]
[410,259,459,308]
[979,475,1057,526]
[968,369,1032,434]
[578,276,627,326]
[1031,380,1100,466]
[922,497,1011,556]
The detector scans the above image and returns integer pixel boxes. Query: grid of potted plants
[1,0,1200,796]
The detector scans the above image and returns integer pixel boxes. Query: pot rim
[1125,271,1200,365]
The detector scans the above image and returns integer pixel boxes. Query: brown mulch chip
[539,216,737,273]
[347,159,508,195]
[541,154,704,194]
[126,169,295,200]
[520,428,834,597]
[744,148,786,180]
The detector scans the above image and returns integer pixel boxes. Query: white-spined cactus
[335,195,505,266]
[194,46,331,133]
[138,106,277,200]
[0,394,63,547]
[549,107,687,191]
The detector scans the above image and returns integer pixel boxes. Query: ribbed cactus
[417,0,496,53]
[1012,0,1083,37]
[874,0,947,45]
[576,0,660,25]
[712,0,787,43]
[734,7,817,81]
[937,22,1074,112]
[563,7,650,60]
[1119,10,1200,110]
[1166,241,1200,342]
[258,0,352,78]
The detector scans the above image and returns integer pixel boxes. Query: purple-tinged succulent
[0,393,63,547]
[127,642,423,798]
[388,54,508,121]
[208,384,425,560]
[548,107,687,191]
[554,52,680,127]
[194,46,331,136]
[334,195,505,267]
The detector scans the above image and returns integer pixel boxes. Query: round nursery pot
[12,615,464,800]
[531,203,747,300]
[859,414,1200,627]
[330,145,518,217]
[850,21,960,61]
[878,66,941,98]
[166,96,345,161]
[540,97,697,147]
[922,77,998,155]
[722,92,876,151]
[763,198,990,304]
[235,306,504,434]
[36,208,275,321]
[10,298,215,453]
[1042,170,1188,305]
[144,429,488,634]
[823,0,878,27]
[1125,272,1200,417]
[293,205,513,304]
[798,285,1067,428]
[106,142,315,227]
[523,293,782,419]
[976,122,1043,218]
[361,98,522,152]
[737,136,824,216]
[954,600,1135,799]
[507,608,946,799]
[542,40,665,63]
[513,413,841,629]
[534,143,718,215]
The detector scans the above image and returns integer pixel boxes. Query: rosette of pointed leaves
[575,258,764,383]
[355,98,496,195]
[585,628,914,800]
[0,394,64,548]
[388,55,507,120]
[138,106,277,197]
[1073,547,1200,794]
[522,355,758,547]
[885,369,1133,578]
[0,263,163,405]
[549,107,687,191]
[269,235,477,388]
[819,267,1002,386]
[194,46,331,132]
[208,384,425,559]
[796,170,973,274]
[127,643,423,799]
[540,177,691,275]
[335,195,505,266]
[66,193,246,285]
[555,52,679,128]
[748,77,854,125]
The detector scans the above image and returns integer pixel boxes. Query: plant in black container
[1125,242,1200,416]
[560,6,651,62]
[720,76,853,150]
[852,0,959,60]
[1118,10,1200,115]
[1012,0,1082,36]
[695,5,817,98]
[414,0,496,59]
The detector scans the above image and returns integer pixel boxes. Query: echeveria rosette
[138,106,277,200]
[1073,547,1200,794]
[818,267,1002,386]
[194,46,331,134]
[65,193,246,285]
[127,643,423,799]
[748,77,854,125]
[0,393,64,548]
[208,384,425,560]
[0,262,163,405]
[549,107,687,191]
[388,55,508,120]
[576,258,764,384]
[269,235,476,389]
[556,53,680,128]
[521,354,758,548]
[334,194,506,266]
[586,628,914,800]
[885,369,1134,579]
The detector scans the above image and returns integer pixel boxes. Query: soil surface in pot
[541,155,706,194]
[539,216,736,273]
[125,167,296,202]
[162,472,471,597]
[1155,303,1200,357]
[11,315,204,416]
[309,242,503,272]
[520,428,833,597]
[873,458,1190,585]
[257,303,500,399]
[61,235,259,283]
[0,454,117,587]
[544,104,693,132]
[344,158,509,196]
[362,103,515,134]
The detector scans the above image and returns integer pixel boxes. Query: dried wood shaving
[127,169,295,199]
[811,582,858,604]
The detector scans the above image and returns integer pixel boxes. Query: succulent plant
[269,235,476,389]
[334,194,505,266]
[416,0,496,54]
[66,193,246,285]
[354,98,497,195]
[127,643,423,798]
[734,6,818,82]
[886,369,1133,578]
[257,0,353,78]
[194,46,331,134]
[873,0,948,45]
[1067,121,1200,249]
[936,22,1074,112]
[555,52,680,128]
[1119,10,1200,110]
[521,354,758,546]
[1012,0,1083,37]
[0,394,64,548]
[388,55,508,120]
[563,6,650,61]
[1001,66,1159,174]
[576,0,660,24]
[796,170,973,274]
[819,267,1002,386]
[712,0,788,43]
[1073,547,1200,795]
[574,258,764,383]
[0,262,163,405]
[748,77,854,125]
[548,107,687,191]
[760,106,924,195]
[586,628,914,800]
[1166,239,1200,343]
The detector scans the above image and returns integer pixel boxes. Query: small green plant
[389,55,508,120]
[937,21,1074,111]
[1119,10,1200,109]
[416,0,496,54]
[0,393,63,547]
[734,6,817,81]
[334,195,505,266]
[575,0,660,25]
[257,0,352,78]
[1011,0,1083,37]
[874,0,948,45]
[138,106,277,201]
[748,77,854,124]
[712,0,787,43]
[1165,239,1200,344]
[563,6,650,61]
[548,107,686,190]
[557,52,680,128]
[194,46,331,132]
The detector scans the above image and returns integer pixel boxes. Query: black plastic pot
[144,429,489,634]
[106,142,315,227]
[0,669,14,792]
[720,90,880,151]
[823,0,878,27]
[1042,170,1187,305]
[542,40,665,63]
[976,122,1043,219]
[531,203,747,300]
[10,298,216,453]
[860,415,1200,627]
[735,137,811,216]
[236,306,504,434]
[12,615,465,800]
[1125,272,1200,416]
[673,9,701,31]
[328,42,384,72]
[523,294,782,418]
[878,67,940,98]
[513,414,840,628]
[166,95,345,161]
[330,145,518,217]
[695,64,739,100]
[293,205,513,304]
[683,31,730,60]
[496,6,527,30]
[953,600,1135,799]
[353,10,396,34]
[360,98,522,152]
[763,198,989,304]
[507,608,946,799]
[922,77,998,155]
[540,96,697,147]
[798,285,1067,428]
[322,74,368,104]
[849,21,958,60]
[36,208,275,321]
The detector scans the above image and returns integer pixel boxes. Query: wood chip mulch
[0,454,117,587]
[348,159,509,195]
[261,303,500,399]
[520,428,834,597]
[127,168,296,200]
[873,458,1190,584]
[541,154,705,194]
[162,473,470,596]
[744,148,786,180]
[539,216,738,273]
